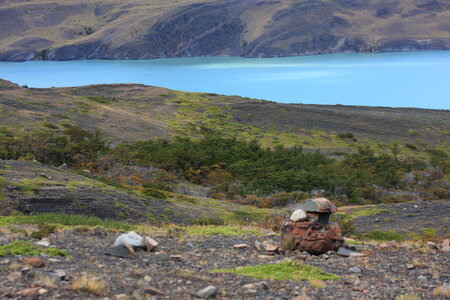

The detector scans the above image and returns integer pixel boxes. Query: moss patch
[0,241,69,257]
[0,213,133,231]
[366,229,405,241]
[185,225,263,236]
[213,261,340,281]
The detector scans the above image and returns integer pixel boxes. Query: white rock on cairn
[290,209,307,222]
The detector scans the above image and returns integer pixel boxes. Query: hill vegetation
[0,79,449,208]
[1,0,449,61]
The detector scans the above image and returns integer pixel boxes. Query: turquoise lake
[0,51,449,109]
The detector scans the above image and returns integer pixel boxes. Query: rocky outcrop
[0,0,449,61]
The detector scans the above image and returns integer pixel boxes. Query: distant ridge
[0,0,449,61]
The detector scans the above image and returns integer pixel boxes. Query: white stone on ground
[113,231,145,247]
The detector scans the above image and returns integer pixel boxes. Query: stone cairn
[281,197,343,255]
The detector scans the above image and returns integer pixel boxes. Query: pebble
[36,238,51,247]
[242,281,269,290]
[343,275,361,286]
[195,286,218,299]
[441,246,450,253]
[349,267,362,273]
[406,264,414,270]
[170,255,182,261]
[417,275,427,283]
[17,288,40,298]
[232,244,249,249]
[22,257,45,267]
[144,275,152,282]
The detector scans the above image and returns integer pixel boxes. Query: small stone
[41,269,68,282]
[349,267,361,273]
[233,244,249,249]
[242,281,269,290]
[293,296,312,300]
[258,255,273,259]
[254,241,263,252]
[379,241,397,249]
[58,163,68,169]
[343,275,360,286]
[337,247,365,257]
[195,286,218,299]
[417,275,427,283]
[442,239,450,248]
[38,288,48,295]
[144,287,165,295]
[36,239,50,247]
[105,245,134,258]
[170,255,182,261]
[144,236,159,252]
[262,240,279,252]
[245,289,258,294]
[441,246,450,253]
[290,209,307,222]
[23,257,45,267]
[8,271,21,282]
[0,258,10,265]
[17,288,40,298]
[322,254,329,259]
[427,242,438,249]
[406,264,414,270]
[144,275,152,282]
[21,267,31,277]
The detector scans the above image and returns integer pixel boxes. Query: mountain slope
[0,0,449,61]
[0,79,449,156]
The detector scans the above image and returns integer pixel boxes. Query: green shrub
[31,224,57,239]
[142,188,166,199]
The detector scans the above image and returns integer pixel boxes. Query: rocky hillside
[0,160,277,225]
[1,0,449,61]
[1,79,449,156]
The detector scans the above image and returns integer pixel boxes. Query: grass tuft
[72,274,108,296]
[394,294,421,300]
[213,261,340,281]
[433,284,450,299]
[309,278,326,289]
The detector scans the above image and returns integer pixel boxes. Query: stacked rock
[281,198,343,255]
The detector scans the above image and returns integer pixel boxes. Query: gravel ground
[347,200,450,236]
[0,226,449,300]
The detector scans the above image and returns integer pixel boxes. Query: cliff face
[0,0,449,61]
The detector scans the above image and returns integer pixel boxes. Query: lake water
[0,51,449,109]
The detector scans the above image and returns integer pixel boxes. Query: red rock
[292,296,312,300]
[22,257,45,267]
[144,287,165,295]
[17,288,40,298]
[281,220,343,254]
